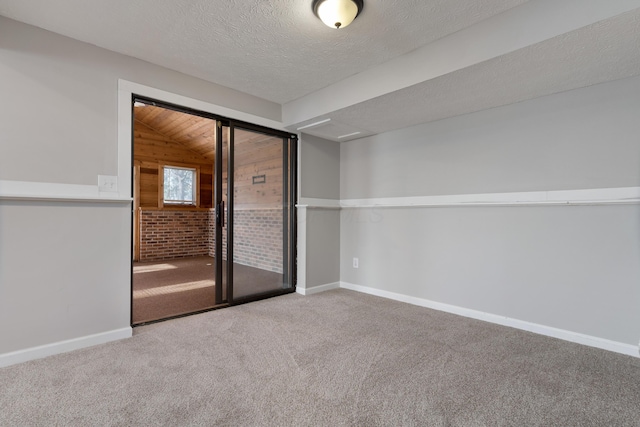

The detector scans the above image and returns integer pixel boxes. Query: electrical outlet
[353,257,359,268]
[98,175,118,192]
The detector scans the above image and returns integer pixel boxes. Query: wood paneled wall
[133,121,285,210]
[134,121,213,208]
[232,130,283,210]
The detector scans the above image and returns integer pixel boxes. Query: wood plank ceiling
[134,105,216,161]
[133,104,286,165]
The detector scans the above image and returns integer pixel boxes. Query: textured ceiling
[1,0,640,142]
[0,0,528,104]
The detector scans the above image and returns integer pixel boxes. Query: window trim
[158,163,200,208]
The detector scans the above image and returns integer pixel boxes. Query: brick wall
[233,209,283,273]
[142,208,283,272]
[208,208,283,273]
[207,209,216,259]
[139,210,209,261]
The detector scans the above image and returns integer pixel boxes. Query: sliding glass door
[131,95,296,324]
[214,122,296,304]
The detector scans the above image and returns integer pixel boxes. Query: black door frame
[130,95,298,324]
[220,122,298,305]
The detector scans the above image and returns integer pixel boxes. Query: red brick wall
[139,210,209,261]
[141,208,283,273]
[207,208,283,273]
[233,209,283,273]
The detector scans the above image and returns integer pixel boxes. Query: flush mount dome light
[312,0,363,29]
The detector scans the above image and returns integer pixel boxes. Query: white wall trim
[295,188,640,209]
[341,187,640,208]
[0,180,132,202]
[339,282,639,358]
[299,197,341,209]
[0,327,133,368]
[296,282,341,296]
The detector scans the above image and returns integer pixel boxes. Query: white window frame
[159,163,200,207]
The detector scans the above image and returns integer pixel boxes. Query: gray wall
[341,76,640,199]
[300,133,341,200]
[305,209,340,288]
[0,201,131,353]
[341,205,640,344]
[299,134,340,288]
[0,16,280,185]
[0,18,280,356]
[340,76,640,346]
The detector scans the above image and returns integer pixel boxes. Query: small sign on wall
[252,175,266,185]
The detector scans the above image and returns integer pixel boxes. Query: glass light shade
[316,0,359,29]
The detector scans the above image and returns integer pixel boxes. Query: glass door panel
[131,99,219,324]
[215,121,296,304]
[229,127,293,300]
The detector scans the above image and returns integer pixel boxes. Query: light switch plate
[98,175,118,192]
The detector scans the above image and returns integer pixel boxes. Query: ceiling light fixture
[312,0,363,29]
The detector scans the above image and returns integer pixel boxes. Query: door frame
[217,121,298,306]
[129,94,298,324]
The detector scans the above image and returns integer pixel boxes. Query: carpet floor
[2,289,639,426]
[132,256,283,324]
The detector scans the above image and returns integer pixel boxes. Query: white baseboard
[340,282,639,358]
[296,282,340,296]
[0,327,133,368]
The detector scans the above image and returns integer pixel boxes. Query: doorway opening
[131,97,297,325]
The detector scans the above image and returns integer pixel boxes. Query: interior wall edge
[339,282,639,358]
[0,327,132,369]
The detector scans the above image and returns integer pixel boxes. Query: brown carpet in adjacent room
[132,256,283,324]
[2,289,639,426]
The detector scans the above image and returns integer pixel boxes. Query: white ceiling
[1,0,639,141]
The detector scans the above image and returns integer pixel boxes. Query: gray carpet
[2,289,640,426]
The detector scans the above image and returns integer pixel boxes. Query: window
[163,166,197,205]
